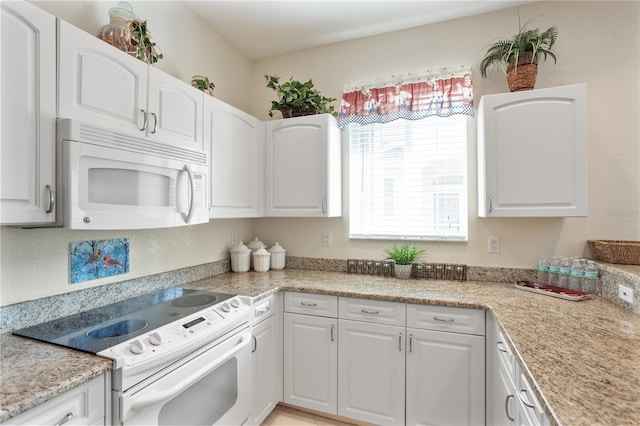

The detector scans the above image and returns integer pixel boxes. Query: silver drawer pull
[300,302,317,307]
[361,309,379,315]
[496,341,508,353]
[518,389,537,409]
[398,333,403,351]
[45,185,55,213]
[256,305,271,316]
[330,324,335,342]
[433,316,455,322]
[55,412,74,426]
[505,395,515,421]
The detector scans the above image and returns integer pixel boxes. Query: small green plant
[384,243,426,265]
[480,19,558,78]
[265,75,337,118]
[191,75,215,95]
[129,19,163,64]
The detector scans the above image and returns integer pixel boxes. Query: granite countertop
[2,269,639,425]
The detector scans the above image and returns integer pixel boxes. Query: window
[348,115,468,241]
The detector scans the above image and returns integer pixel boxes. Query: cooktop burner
[13,287,235,354]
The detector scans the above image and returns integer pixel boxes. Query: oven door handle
[126,330,250,416]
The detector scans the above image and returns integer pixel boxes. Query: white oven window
[158,358,238,425]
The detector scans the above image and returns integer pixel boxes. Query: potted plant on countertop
[265,75,338,118]
[479,19,558,92]
[385,243,426,279]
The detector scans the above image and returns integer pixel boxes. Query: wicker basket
[282,106,317,118]
[507,51,538,92]
[587,240,640,265]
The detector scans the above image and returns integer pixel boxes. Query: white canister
[268,242,286,270]
[247,238,266,268]
[253,248,271,272]
[229,241,251,273]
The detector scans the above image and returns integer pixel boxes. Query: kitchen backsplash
[1,257,637,334]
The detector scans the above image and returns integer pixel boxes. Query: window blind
[348,115,468,241]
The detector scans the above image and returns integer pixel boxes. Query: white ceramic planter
[394,264,413,279]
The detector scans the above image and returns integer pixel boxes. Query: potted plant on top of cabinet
[385,243,426,279]
[265,75,338,118]
[479,20,558,92]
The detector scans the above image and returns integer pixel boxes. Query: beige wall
[1,1,638,306]
[251,1,640,268]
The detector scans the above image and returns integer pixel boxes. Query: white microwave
[57,119,209,230]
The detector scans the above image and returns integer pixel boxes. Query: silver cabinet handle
[361,309,379,315]
[496,341,508,353]
[150,112,158,134]
[138,109,147,131]
[55,412,74,426]
[398,333,403,351]
[518,388,537,409]
[256,305,271,316]
[330,324,335,342]
[251,335,257,353]
[300,302,317,307]
[322,198,326,214]
[433,316,455,323]
[489,195,493,213]
[45,185,55,213]
[505,394,515,421]
[409,334,413,353]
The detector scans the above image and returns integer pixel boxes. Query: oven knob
[230,298,240,308]
[129,339,145,354]
[148,332,163,346]
[220,303,231,313]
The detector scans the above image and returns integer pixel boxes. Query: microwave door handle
[181,164,195,224]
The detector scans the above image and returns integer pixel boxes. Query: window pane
[348,116,468,241]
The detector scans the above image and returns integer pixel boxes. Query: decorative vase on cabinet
[477,84,587,217]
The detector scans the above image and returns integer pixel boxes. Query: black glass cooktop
[13,287,235,354]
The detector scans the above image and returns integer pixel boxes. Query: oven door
[118,329,252,425]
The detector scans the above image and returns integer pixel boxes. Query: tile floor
[261,404,356,425]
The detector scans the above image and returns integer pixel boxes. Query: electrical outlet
[230,232,239,246]
[619,284,634,303]
[488,236,500,253]
[322,232,332,247]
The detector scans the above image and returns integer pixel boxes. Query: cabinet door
[58,20,147,135]
[1,1,57,225]
[478,84,587,217]
[406,328,485,426]
[147,68,204,151]
[265,114,341,217]
[283,312,337,414]
[337,320,405,425]
[251,314,280,425]
[204,97,265,218]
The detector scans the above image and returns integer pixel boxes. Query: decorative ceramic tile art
[70,238,130,284]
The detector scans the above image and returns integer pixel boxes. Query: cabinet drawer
[284,292,338,317]
[338,297,406,326]
[407,305,485,336]
[4,375,105,425]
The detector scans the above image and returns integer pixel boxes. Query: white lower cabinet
[283,293,338,414]
[337,300,406,425]
[250,294,282,425]
[3,375,107,425]
[283,292,487,425]
[487,315,550,426]
[406,328,485,426]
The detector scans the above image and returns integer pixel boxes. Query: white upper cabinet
[1,1,57,225]
[204,96,265,218]
[58,20,203,151]
[265,114,342,217]
[478,84,587,217]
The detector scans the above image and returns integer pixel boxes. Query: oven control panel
[99,295,252,372]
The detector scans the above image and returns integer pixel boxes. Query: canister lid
[268,242,286,253]
[229,241,250,253]
[248,238,266,250]
[253,247,270,257]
